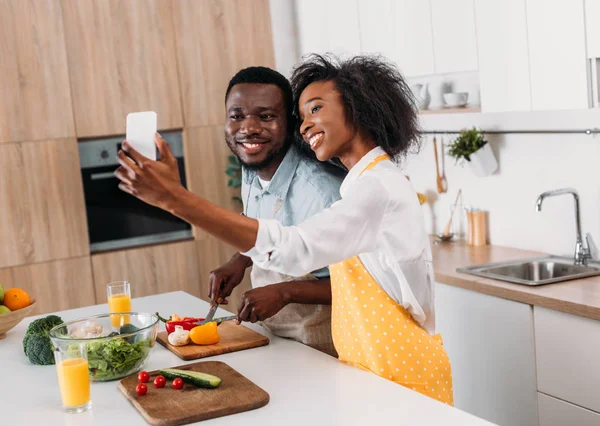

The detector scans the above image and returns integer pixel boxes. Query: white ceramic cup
[443,92,469,107]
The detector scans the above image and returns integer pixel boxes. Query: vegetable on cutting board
[168,325,190,346]
[156,312,204,334]
[189,322,220,345]
[159,368,222,389]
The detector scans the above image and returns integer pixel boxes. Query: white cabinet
[295,0,361,58]
[538,393,600,426]
[585,0,600,58]
[430,0,478,73]
[526,0,589,110]
[435,283,538,426]
[359,0,435,77]
[534,306,600,413]
[474,0,531,112]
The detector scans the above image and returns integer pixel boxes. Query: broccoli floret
[25,334,56,365]
[22,315,63,363]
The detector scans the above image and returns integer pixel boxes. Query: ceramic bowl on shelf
[0,299,37,340]
[443,92,469,108]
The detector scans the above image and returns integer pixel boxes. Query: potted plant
[225,155,243,206]
[446,127,498,177]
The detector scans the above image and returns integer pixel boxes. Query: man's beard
[239,146,282,170]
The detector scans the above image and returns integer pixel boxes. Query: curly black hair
[290,54,421,161]
[225,66,295,142]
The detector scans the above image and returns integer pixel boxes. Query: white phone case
[126,111,157,161]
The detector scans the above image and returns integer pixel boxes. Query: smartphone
[126,111,157,161]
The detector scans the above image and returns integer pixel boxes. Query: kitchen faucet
[536,188,596,265]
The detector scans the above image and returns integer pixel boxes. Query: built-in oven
[78,131,192,253]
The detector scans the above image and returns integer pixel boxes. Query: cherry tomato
[154,375,166,388]
[136,383,148,396]
[172,378,184,390]
[138,371,150,383]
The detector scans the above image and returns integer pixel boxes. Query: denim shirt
[241,144,346,278]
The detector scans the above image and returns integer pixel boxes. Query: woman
[115,54,453,405]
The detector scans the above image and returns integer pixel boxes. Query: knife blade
[195,315,237,327]
[204,303,218,322]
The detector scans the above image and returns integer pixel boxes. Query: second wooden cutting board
[157,321,269,360]
[119,361,269,425]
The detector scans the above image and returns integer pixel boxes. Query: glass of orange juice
[54,343,91,413]
[107,281,132,328]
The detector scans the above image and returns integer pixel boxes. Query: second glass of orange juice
[54,343,92,413]
[107,281,132,327]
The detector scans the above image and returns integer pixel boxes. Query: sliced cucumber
[159,368,221,389]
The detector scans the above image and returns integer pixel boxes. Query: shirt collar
[242,144,301,200]
[340,146,387,195]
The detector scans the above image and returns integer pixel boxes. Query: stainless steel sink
[457,256,600,286]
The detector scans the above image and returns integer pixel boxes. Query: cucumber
[159,368,221,389]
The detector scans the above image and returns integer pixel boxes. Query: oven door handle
[90,171,117,181]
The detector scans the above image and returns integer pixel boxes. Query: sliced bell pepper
[156,312,204,334]
[189,322,220,345]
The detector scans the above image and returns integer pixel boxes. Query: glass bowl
[49,312,159,382]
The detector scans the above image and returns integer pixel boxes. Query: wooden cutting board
[119,361,269,425]
[157,321,269,360]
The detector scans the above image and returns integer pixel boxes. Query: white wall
[402,131,600,257]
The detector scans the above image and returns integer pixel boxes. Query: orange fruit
[3,288,31,311]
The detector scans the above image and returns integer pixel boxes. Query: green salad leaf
[85,338,151,380]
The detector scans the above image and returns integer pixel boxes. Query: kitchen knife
[195,315,237,327]
[204,303,218,322]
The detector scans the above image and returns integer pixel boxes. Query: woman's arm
[116,135,388,275]
[115,136,259,252]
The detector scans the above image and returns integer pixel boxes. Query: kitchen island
[1,291,492,425]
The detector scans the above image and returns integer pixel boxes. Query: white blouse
[243,147,437,334]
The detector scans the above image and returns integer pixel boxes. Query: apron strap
[359,154,391,176]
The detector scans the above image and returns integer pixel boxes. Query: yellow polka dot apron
[329,154,454,405]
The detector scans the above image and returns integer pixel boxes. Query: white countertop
[0,291,493,425]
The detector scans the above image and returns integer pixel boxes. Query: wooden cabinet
[0,139,89,269]
[296,0,361,59]
[0,0,75,143]
[474,0,532,112]
[60,0,182,137]
[526,0,589,110]
[91,240,200,301]
[534,306,600,413]
[538,393,600,426]
[430,0,478,73]
[0,257,95,315]
[173,0,275,127]
[358,0,435,77]
[182,126,242,238]
[435,283,538,426]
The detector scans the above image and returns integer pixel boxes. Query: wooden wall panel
[91,241,201,302]
[0,0,75,143]
[182,125,242,239]
[61,0,183,137]
[173,0,275,127]
[0,257,96,315]
[0,139,89,268]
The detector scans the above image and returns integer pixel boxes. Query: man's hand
[237,284,289,323]
[115,134,183,209]
[209,253,251,305]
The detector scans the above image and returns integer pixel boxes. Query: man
[207,67,345,356]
